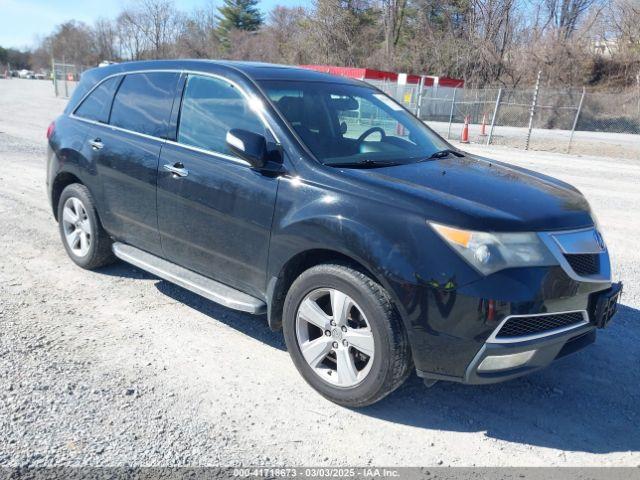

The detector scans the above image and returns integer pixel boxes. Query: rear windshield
[259,80,448,166]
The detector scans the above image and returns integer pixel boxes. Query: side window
[178,75,265,156]
[74,77,119,123]
[110,72,179,137]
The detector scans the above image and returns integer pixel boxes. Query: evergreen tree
[217,0,264,35]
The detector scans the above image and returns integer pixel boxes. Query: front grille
[495,311,585,339]
[564,254,600,276]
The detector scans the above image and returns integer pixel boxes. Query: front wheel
[283,264,412,407]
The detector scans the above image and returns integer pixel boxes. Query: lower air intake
[564,253,600,276]
[496,311,586,339]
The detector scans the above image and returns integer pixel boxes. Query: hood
[339,153,593,232]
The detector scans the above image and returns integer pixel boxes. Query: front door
[157,74,279,297]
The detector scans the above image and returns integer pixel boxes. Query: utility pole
[568,87,586,154]
[415,76,425,118]
[525,70,542,150]
[487,88,503,146]
[636,72,639,119]
[447,88,458,140]
[62,56,68,98]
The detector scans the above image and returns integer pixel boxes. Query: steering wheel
[356,126,386,145]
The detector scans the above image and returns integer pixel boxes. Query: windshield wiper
[426,149,465,160]
[324,159,402,168]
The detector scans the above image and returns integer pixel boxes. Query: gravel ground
[0,79,639,467]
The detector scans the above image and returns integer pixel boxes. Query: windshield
[259,80,450,166]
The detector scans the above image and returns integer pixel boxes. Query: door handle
[89,138,103,150]
[163,163,189,178]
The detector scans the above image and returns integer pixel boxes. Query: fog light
[477,350,536,372]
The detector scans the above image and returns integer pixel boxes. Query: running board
[112,242,266,314]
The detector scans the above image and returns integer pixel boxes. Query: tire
[57,183,115,270]
[283,263,412,407]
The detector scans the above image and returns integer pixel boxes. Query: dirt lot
[1,78,639,467]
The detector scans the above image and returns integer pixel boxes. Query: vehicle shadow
[358,303,640,454]
[154,280,286,351]
[99,261,286,350]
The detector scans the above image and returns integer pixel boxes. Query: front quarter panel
[267,172,484,369]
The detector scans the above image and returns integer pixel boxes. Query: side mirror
[226,129,267,169]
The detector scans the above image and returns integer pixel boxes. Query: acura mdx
[46,60,622,406]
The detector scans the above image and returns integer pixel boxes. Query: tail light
[46,121,55,140]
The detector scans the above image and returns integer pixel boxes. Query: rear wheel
[283,263,412,407]
[57,183,115,269]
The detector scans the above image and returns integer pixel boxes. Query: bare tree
[116,0,182,59]
[266,6,311,64]
[176,1,222,58]
[380,0,408,66]
[469,0,518,84]
[21,0,640,90]
[94,18,118,61]
[39,21,97,66]
[308,0,377,66]
[543,0,601,39]
[116,10,147,60]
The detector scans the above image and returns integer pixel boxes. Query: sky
[0,0,310,49]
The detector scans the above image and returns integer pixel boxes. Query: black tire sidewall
[283,265,399,407]
[57,184,103,269]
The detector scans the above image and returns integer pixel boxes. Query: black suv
[47,60,622,407]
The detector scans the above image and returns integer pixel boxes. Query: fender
[47,118,104,222]
[267,180,475,329]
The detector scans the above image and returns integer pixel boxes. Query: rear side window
[74,77,119,123]
[178,74,265,155]
[110,72,179,137]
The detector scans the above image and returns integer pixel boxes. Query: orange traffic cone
[460,116,470,143]
[480,113,487,136]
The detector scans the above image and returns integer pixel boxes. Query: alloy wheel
[61,197,92,257]
[295,288,375,388]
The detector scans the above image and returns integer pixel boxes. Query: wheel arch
[266,248,389,332]
[51,171,85,221]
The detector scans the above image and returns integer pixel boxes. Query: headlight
[428,222,557,275]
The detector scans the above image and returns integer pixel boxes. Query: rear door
[157,73,280,296]
[67,75,122,212]
[92,72,179,256]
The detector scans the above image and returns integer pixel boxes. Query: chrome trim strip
[163,139,251,166]
[69,115,167,144]
[486,310,590,344]
[549,226,605,254]
[538,229,611,283]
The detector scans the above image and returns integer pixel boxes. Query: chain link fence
[368,79,423,113]
[425,85,640,158]
[368,77,640,159]
[52,60,87,98]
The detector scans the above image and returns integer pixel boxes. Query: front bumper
[463,323,596,384]
[415,281,622,384]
